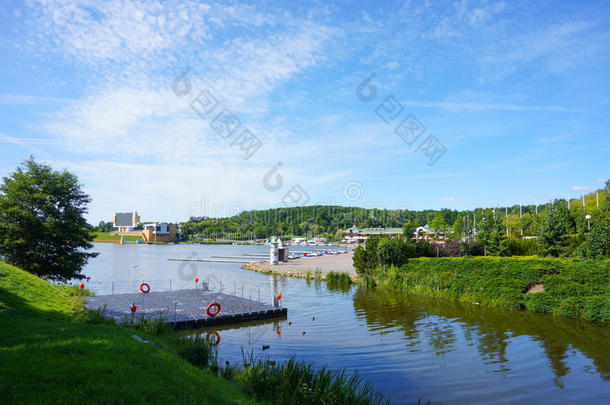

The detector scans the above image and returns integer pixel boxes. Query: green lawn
[93,231,142,243]
[0,261,260,404]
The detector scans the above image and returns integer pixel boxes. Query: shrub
[505,238,537,256]
[175,334,211,368]
[460,241,484,256]
[438,241,461,257]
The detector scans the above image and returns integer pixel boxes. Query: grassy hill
[0,261,259,404]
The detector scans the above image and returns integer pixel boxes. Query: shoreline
[243,252,357,280]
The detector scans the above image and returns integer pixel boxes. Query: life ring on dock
[206,302,221,317]
[139,283,150,294]
[206,332,220,346]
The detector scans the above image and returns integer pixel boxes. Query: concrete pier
[85,289,287,330]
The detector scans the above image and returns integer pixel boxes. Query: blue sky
[0,0,609,223]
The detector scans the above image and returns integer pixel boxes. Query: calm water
[83,243,610,404]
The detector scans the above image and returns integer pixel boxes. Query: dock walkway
[85,289,287,330]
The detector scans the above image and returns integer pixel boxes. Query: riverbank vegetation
[0,261,390,404]
[233,354,388,405]
[360,257,610,323]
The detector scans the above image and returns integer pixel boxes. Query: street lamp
[585,214,591,231]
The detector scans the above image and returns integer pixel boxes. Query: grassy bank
[362,257,610,323]
[0,261,389,404]
[92,231,142,243]
[0,261,259,404]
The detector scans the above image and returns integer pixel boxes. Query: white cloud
[440,196,456,202]
[571,185,592,191]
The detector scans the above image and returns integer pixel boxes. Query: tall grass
[326,271,352,285]
[235,353,389,405]
[175,334,211,368]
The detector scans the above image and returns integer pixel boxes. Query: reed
[235,352,389,405]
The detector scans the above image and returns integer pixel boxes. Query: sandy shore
[243,252,357,279]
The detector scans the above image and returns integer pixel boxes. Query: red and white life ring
[206,302,221,317]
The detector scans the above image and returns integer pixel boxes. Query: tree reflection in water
[352,286,610,385]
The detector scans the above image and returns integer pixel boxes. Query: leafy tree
[377,237,414,266]
[485,211,508,256]
[352,237,380,274]
[452,214,464,241]
[537,207,567,257]
[401,219,416,242]
[0,157,97,280]
[430,212,447,233]
[573,186,610,259]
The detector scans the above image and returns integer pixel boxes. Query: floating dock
[85,289,287,330]
[168,257,257,263]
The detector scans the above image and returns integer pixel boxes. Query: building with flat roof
[112,212,140,233]
[141,222,179,243]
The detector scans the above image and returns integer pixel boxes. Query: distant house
[360,227,403,237]
[141,222,179,243]
[112,212,140,233]
[343,226,403,244]
[414,225,449,241]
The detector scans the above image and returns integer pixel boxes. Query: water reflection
[352,287,610,384]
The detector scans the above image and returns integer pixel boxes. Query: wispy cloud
[399,99,577,113]
[440,196,456,202]
[0,133,59,146]
[0,93,76,105]
[571,185,593,191]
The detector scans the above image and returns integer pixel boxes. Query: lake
[82,243,610,404]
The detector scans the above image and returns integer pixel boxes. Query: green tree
[377,237,414,266]
[452,214,464,241]
[430,212,447,233]
[537,207,567,257]
[402,219,416,242]
[574,185,610,259]
[0,157,97,280]
[352,237,380,274]
[485,210,508,256]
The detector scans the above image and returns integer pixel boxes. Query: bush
[415,241,435,257]
[353,238,380,274]
[175,334,211,368]
[438,241,461,257]
[460,241,484,256]
[505,238,537,256]
[378,238,414,266]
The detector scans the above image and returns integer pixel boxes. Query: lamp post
[585,215,591,231]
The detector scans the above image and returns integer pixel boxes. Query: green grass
[92,231,141,242]
[0,261,391,404]
[362,256,610,322]
[233,353,389,405]
[326,271,353,285]
[0,261,260,405]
